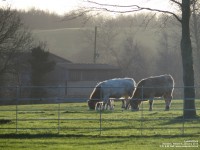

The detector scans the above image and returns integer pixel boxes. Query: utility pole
[93,26,97,63]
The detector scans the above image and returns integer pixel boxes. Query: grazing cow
[130,74,174,111]
[88,78,136,110]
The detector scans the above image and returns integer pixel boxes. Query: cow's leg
[95,102,103,111]
[103,97,114,110]
[125,98,131,110]
[102,98,107,110]
[121,99,125,108]
[102,95,109,110]
[110,99,114,110]
[102,102,106,110]
[164,95,172,111]
[107,99,113,110]
[106,99,109,110]
[95,102,99,110]
[122,96,129,109]
[149,97,154,111]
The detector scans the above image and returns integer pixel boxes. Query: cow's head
[130,99,141,111]
[87,99,100,110]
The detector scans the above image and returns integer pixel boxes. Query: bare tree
[157,30,172,73]
[80,0,196,118]
[190,0,200,87]
[180,0,196,118]
[191,0,200,53]
[79,17,120,64]
[0,7,33,78]
[120,35,149,81]
[156,28,182,86]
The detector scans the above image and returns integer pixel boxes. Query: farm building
[41,53,122,98]
[0,53,122,104]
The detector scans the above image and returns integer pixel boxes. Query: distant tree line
[19,8,94,29]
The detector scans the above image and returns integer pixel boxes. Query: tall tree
[181,0,196,117]
[191,0,200,87]
[0,6,33,102]
[82,0,197,118]
[191,0,200,52]
[29,44,55,97]
[0,7,32,76]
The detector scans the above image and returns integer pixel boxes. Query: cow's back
[133,74,174,99]
[101,78,136,98]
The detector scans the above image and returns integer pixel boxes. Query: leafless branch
[85,0,182,23]
[143,13,157,29]
[62,9,93,21]
[170,0,182,7]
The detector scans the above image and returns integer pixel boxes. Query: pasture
[0,100,199,150]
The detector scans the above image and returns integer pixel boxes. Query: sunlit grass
[0,100,199,136]
[0,100,199,150]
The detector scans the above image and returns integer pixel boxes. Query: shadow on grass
[160,115,200,125]
[63,110,84,113]
[0,119,12,124]
[0,133,199,139]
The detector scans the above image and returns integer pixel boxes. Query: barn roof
[48,53,120,70]
[57,63,120,70]
[48,53,72,63]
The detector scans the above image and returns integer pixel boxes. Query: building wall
[65,80,99,98]
[39,68,122,98]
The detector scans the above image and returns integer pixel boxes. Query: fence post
[182,98,185,135]
[99,103,102,136]
[182,114,185,135]
[58,102,61,134]
[15,86,19,133]
[99,86,103,136]
[57,86,62,134]
[140,86,144,136]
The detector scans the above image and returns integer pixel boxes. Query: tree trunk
[181,0,196,118]
[191,2,200,87]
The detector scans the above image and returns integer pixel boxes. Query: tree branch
[170,0,182,7]
[85,0,182,23]
[62,9,93,21]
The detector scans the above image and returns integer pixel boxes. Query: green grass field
[0,100,199,150]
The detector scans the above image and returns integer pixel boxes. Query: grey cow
[130,74,174,111]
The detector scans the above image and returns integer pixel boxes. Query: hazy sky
[0,0,173,15]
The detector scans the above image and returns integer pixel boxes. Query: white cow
[88,78,136,110]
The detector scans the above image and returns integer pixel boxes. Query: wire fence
[0,86,199,136]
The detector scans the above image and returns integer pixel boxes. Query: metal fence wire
[0,86,199,136]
